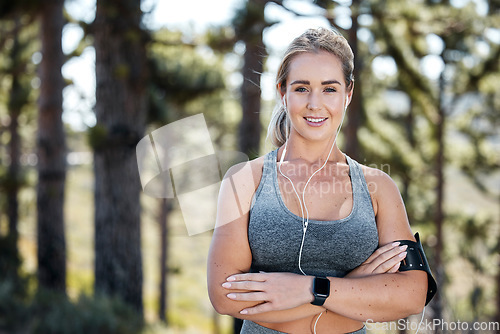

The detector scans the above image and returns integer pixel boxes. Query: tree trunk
[36,0,67,293]
[6,18,23,261]
[238,40,264,159]
[7,87,20,244]
[93,0,147,315]
[432,74,446,330]
[237,0,267,159]
[4,19,24,284]
[158,198,169,322]
[234,3,267,331]
[343,0,362,160]
[496,193,500,325]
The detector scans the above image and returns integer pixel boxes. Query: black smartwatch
[311,276,330,306]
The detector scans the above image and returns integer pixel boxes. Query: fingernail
[399,245,408,251]
[222,282,231,288]
[392,242,401,247]
[227,276,235,281]
[227,293,236,299]
[240,309,248,314]
[399,251,407,258]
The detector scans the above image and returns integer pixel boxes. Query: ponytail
[267,103,289,147]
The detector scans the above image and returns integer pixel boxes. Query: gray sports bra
[248,149,379,277]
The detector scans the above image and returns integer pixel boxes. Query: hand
[222,272,315,315]
[346,242,407,278]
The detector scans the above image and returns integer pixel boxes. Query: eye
[295,87,308,93]
[324,87,337,93]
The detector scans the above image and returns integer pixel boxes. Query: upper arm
[365,167,428,308]
[207,159,262,315]
[364,168,415,245]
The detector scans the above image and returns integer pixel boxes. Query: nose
[307,91,321,111]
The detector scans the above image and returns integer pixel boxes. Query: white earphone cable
[415,306,426,334]
[313,311,325,333]
[278,97,348,276]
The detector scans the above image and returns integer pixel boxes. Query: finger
[226,291,267,302]
[222,280,265,291]
[387,261,401,273]
[374,251,407,273]
[240,302,274,315]
[369,245,407,269]
[227,273,267,282]
[364,242,401,264]
[359,242,403,273]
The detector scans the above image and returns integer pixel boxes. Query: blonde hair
[267,28,355,147]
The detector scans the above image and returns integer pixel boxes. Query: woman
[207,28,428,334]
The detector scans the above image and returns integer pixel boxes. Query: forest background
[0,0,499,333]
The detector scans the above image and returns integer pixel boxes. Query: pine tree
[0,14,36,287]
[147,28,226,323]
[92,0,148,315]
[37,0,67,293]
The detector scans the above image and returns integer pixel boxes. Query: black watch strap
[311,276,330,306]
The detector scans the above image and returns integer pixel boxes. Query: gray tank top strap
[251,149,277,207]
[344,154,373,212]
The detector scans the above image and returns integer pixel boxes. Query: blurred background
[0,0,499,333]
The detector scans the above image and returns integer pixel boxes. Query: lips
[304,117,327,126]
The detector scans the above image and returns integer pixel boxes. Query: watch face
[315,277,330,296]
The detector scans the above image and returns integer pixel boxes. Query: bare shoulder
[357,163,405,221]
[214,154,266,229]
[358,163,414,242]
[222,155,265,193]
[359,164,400,197]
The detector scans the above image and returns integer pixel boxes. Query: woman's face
[283,51,352,144]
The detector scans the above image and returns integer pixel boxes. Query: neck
[280,135,345,166]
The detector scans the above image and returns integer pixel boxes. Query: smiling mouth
[304,117,327,123]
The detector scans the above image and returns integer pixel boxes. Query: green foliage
[113,63,131,79]
[31,291,143,334]
[146,29,227,126]
[0,0,41,19]
[149,31,225,103]
[0,277,144,334]
[0,279,31,331]
[87,124,108,150]
[0,235,22,280]
[353,0,500,321]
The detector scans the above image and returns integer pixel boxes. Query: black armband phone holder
[396,232,437,305]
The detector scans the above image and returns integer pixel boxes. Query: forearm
[209,285,324,323]
[222,302,323,323]
[323,271,427,322]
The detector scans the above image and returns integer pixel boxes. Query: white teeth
[305,117,326,123]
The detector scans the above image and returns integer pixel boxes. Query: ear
[278,83,287,107]
[345,88,354,108]
[277,82,286,99]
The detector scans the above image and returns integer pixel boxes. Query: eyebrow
[290,79,342,86]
